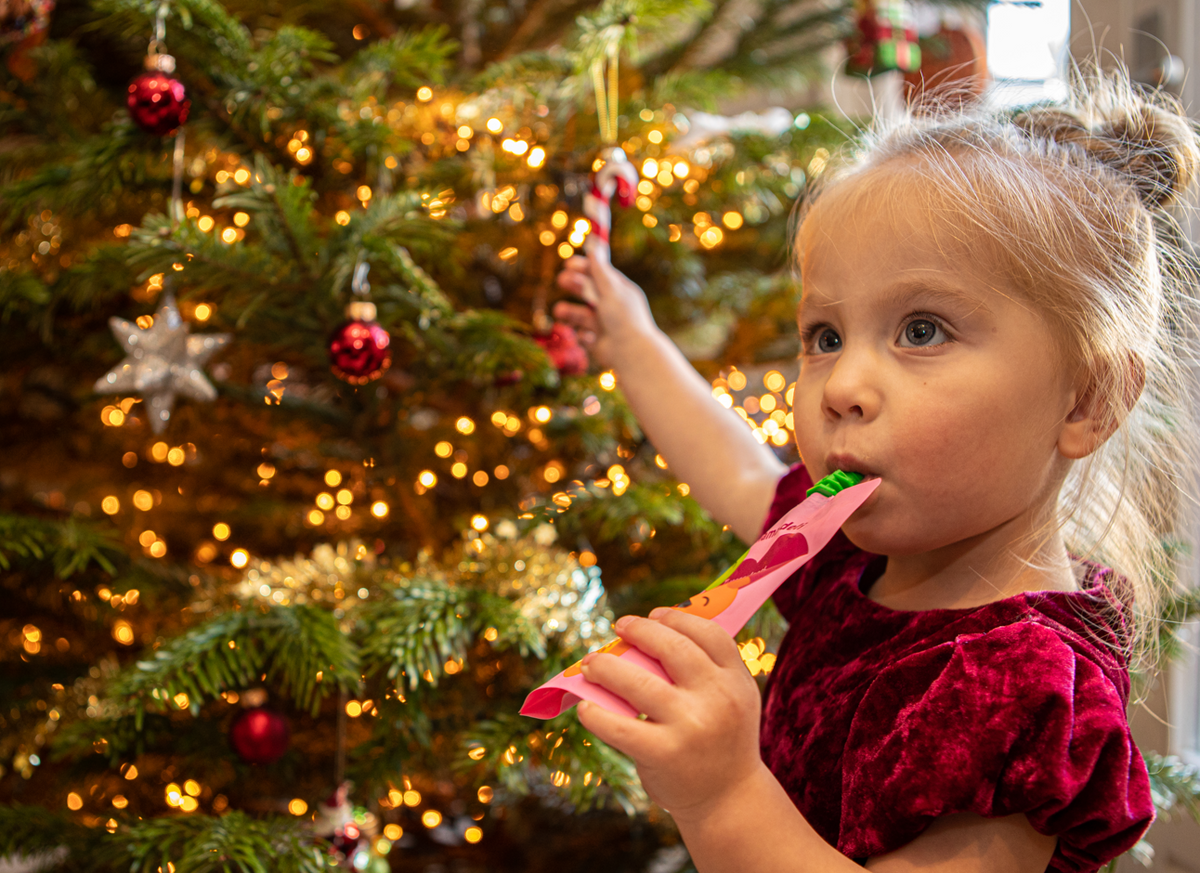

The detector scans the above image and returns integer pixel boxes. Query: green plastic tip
[806,470,865,497]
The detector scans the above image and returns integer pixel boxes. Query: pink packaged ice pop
[520,473,879,719]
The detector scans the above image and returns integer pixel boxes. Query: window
[985,0,1071,107]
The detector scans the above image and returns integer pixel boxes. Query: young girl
[552,74,1200,873]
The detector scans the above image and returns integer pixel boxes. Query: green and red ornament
[844,0,920,76]
[128,44,189,136]
[229,706,290,764]
[329,261,392,384]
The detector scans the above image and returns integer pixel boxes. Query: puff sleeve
[838,621,1153,872]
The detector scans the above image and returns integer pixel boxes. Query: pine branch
[348,26,460,98]
[0,513,122,577]
[110,604,361,718]
[358,577,545,687]
[125,812,325,873]
[461,713,647,813]
[1146,752,1200,824]
[0,805,120,873]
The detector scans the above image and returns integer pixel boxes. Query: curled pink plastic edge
[519,477,880,719]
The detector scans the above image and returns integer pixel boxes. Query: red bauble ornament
[535,323,588,376]
[127,50,189,136]
[329,302,392,384]
[229,707,289,764]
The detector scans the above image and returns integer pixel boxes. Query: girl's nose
[820,347,880,421]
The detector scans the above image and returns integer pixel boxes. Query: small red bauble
[127,72,190,136]
[229,707,289,764]
[329,302,392,384]
[535,323,589,376]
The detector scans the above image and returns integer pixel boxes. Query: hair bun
[1015,91,1200,210]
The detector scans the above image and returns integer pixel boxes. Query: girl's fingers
[648,608,746,671]
[606,615,725,688]
[552,301,599,333]
[555,269,599,306]
[580,652,678,723]
[576,699,657,759]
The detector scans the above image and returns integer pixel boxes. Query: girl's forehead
[797,163,1004,276]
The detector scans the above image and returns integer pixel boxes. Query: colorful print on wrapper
[519,476,880,719]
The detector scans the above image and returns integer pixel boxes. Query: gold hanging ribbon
[590,43,620,143]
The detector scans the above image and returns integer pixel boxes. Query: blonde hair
[797,71,1200,665]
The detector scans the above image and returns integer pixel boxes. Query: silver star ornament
[94,294,231,433]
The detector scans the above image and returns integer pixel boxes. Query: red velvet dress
[759,465,1154,871]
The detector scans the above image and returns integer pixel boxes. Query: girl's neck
[864,521,1079,612]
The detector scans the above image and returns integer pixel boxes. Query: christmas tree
[4,1,1197,871]
[0,0,864,869]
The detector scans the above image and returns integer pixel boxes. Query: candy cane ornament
[583,146,639,255]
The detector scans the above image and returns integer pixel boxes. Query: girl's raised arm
[554,248,787,542]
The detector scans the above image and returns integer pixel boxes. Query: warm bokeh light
[167,446,185,466]
[101,496,120,515]
[723,211,744,230]
[418,470,437,488]
[557,242,574,259]
[486,117,503,134]
[472,470,488,487]
[494,465,509,479]
[422,810,442,828]
[233,211,250,227]
[335,210,351,226]
[316,492,335,510]
[308,509,325,525]
[533,406,552,424]
[464,826,483,844]
[132,489,154,511]
[417,86,433,102]
[335,505,351,520]
[346,700,363,717]
[471,514,489,531]
[67,792,82,810]
[194,303,212,321]
[112,620,134,645]
[289,798,308,815]
[325,470,343,487]
[124,765,138,780]
[403,789,421,806]
[336,489,353,505]
[599,371,616,391]
[435,441,453,457]
[184,779,201,797]
[456,416,476,434]
[230,549,249,568]
[122,451,138,468]
[384,824,403,840]
[371,501,389,518]
[477,785,493,803]
[451,462,467,479]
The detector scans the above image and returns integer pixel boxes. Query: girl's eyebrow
[882,279,991,313]
[800,279,991,314]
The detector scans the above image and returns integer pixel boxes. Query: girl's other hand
[576,608,764,820]
[554,248,656,370]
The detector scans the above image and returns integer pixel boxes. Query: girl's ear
[1058,356,1146,459]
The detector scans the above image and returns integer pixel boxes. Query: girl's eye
[808,327,841,354]
[899,317,947,348]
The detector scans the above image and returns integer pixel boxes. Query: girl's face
[794,176,1080,558]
